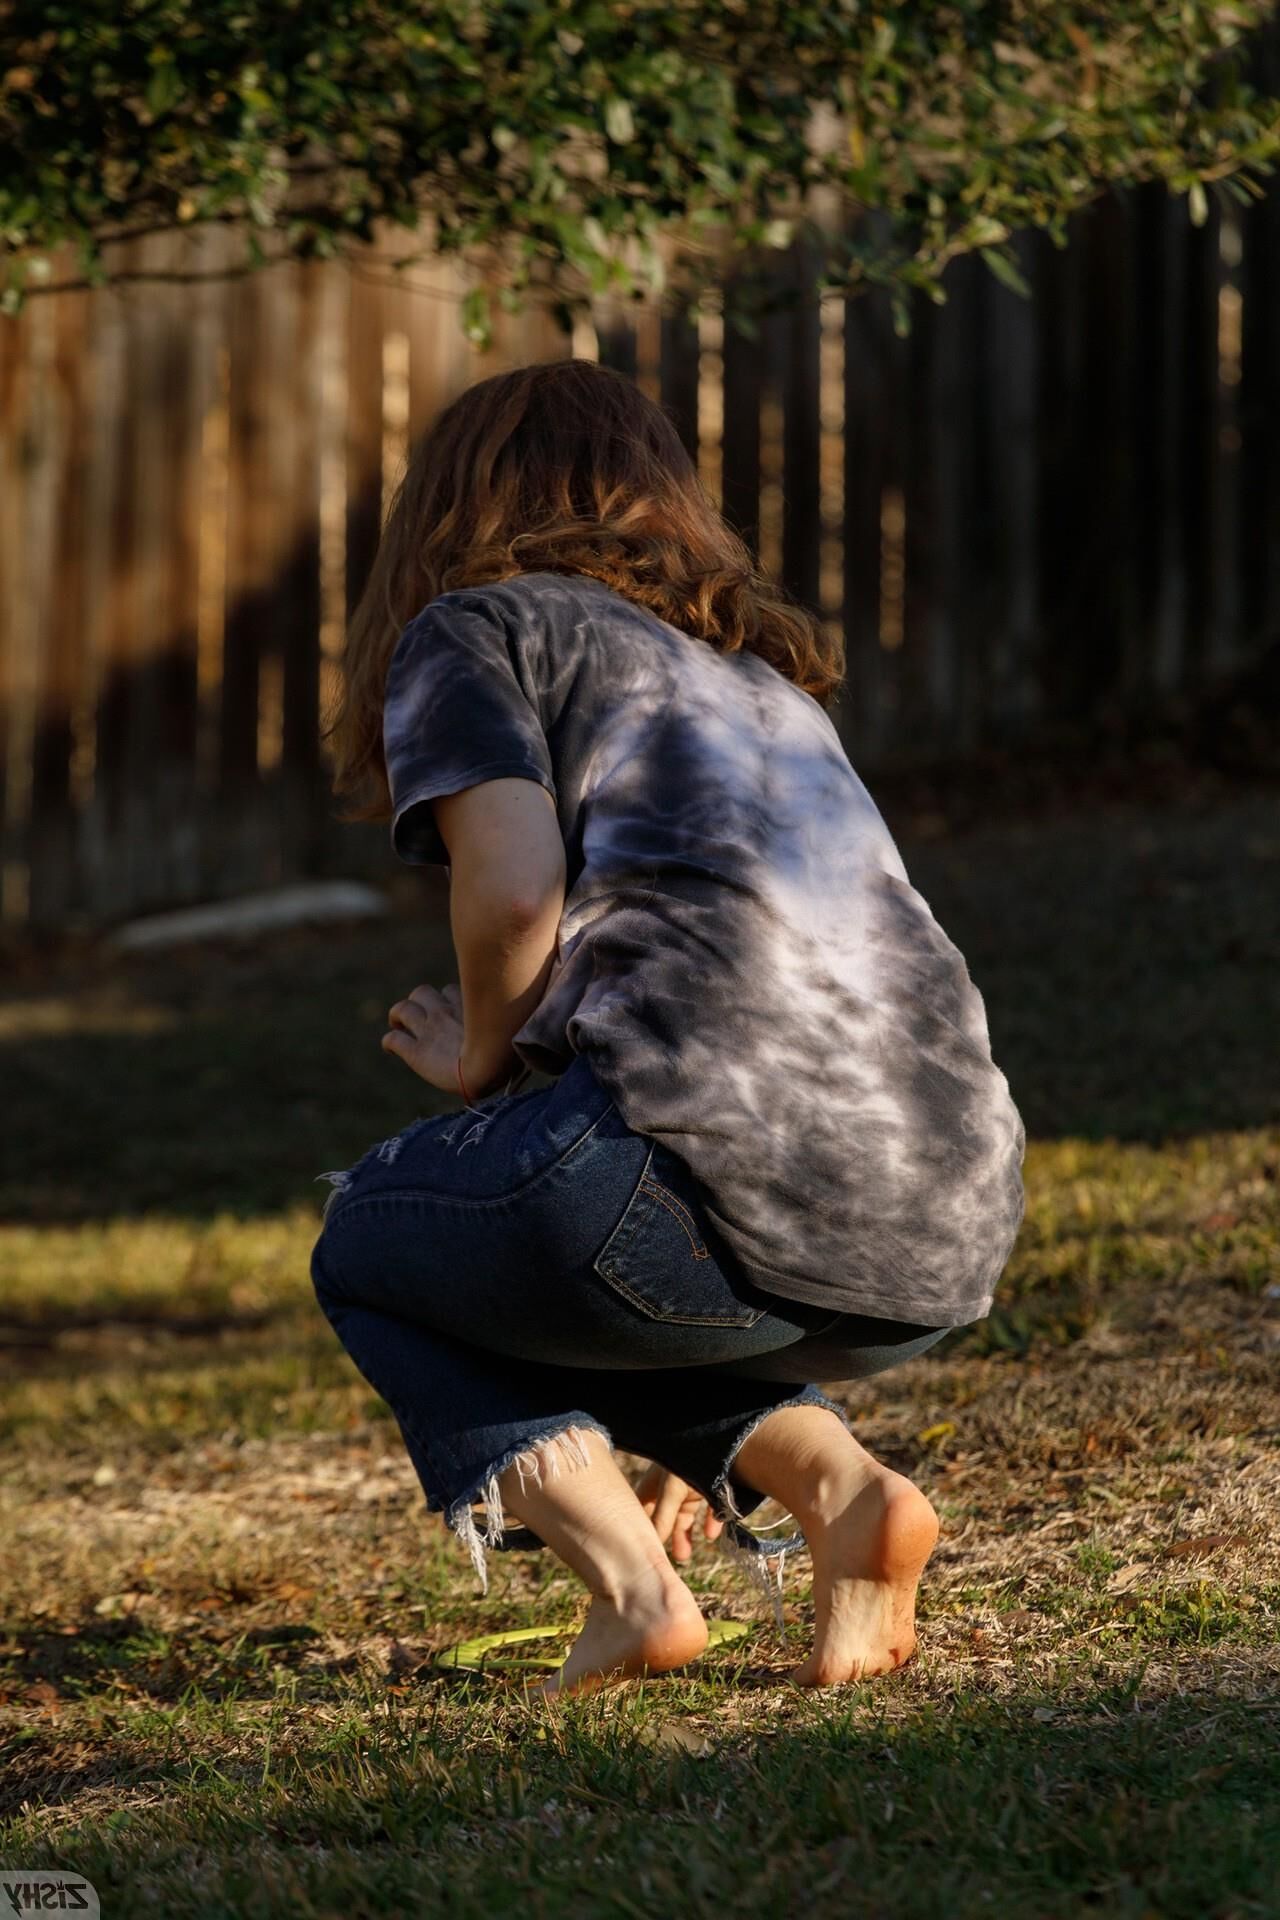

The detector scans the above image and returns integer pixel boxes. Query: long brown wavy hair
[326,355,844,819]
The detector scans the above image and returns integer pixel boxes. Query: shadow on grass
[3,1669,1278,1916]
[3,1615,361,1715]
[3,790,1278,1226]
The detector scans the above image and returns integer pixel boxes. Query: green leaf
[145,61,182,118]
[980,245,1032,298]
[604,97,634,144]
[967,216,1010,248]
[581,215,609,256]
[461,285,493,348]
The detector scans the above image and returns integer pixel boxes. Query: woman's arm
[440,777,566,1094]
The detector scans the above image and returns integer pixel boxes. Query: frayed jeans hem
[442,1418,612,1596]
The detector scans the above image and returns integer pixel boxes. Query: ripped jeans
[310,1050,949,1592]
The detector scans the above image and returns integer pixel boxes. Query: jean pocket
[592,1141,767,1328]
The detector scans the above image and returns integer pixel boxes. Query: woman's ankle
[494,1431,690,1607]
[732,1405,876,1524]
[594,1550,691,1613]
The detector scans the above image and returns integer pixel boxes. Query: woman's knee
[310,1233,345,1312]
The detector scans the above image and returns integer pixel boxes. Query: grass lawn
[2,781,1278,1917]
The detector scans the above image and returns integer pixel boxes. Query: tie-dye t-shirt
[383,570,1026,1326]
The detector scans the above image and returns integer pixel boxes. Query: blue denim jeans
[311,1051,949,1588]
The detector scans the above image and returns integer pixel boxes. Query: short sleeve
[381,587,557,866]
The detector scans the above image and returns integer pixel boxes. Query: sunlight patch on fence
[197,345,231,786]
[381,329,412,525]
[634,304,662,407]
[696,299,725,509]
[758,382,785,583]
[318,271,349,728]
[570,310,598,362]
[878,486,907,653]
[818,290,846,641]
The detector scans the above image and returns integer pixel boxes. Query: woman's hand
[382,982,467,1094]
[635,1465,724,1565]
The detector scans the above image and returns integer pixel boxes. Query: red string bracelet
[456,1052,475,1108]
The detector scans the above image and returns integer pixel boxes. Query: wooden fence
[2,175,1279,928]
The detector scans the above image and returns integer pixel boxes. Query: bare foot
[541,1569,708,1699]
[791,1466,939,1687]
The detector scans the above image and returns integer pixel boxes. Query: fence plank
[222,266,276,794]
[404,257,474,448]
[1034,218,1086,733]
[345,256,386,622]
[281,263,324,776]
[0,307,20,909]
[93,249,150,913]
[141,250,211,910]
[901,281,945,755]
[720,295,762,558]
[1050,191,1136,724]
[27,291,91,923]
[781,245,822,612]
[902,256,990,759]
[1240,186,1280,651]
[1148,194,1192,693]
[1211,204,1244,673]
[1178,196,1222,691]
[280,263,325,872]
[596,304,638,380]
[986,231,1040,734]
[0,301,40,921]
[840,272,895,761]
[1129,185,1174,700]
[659,301,700,466]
